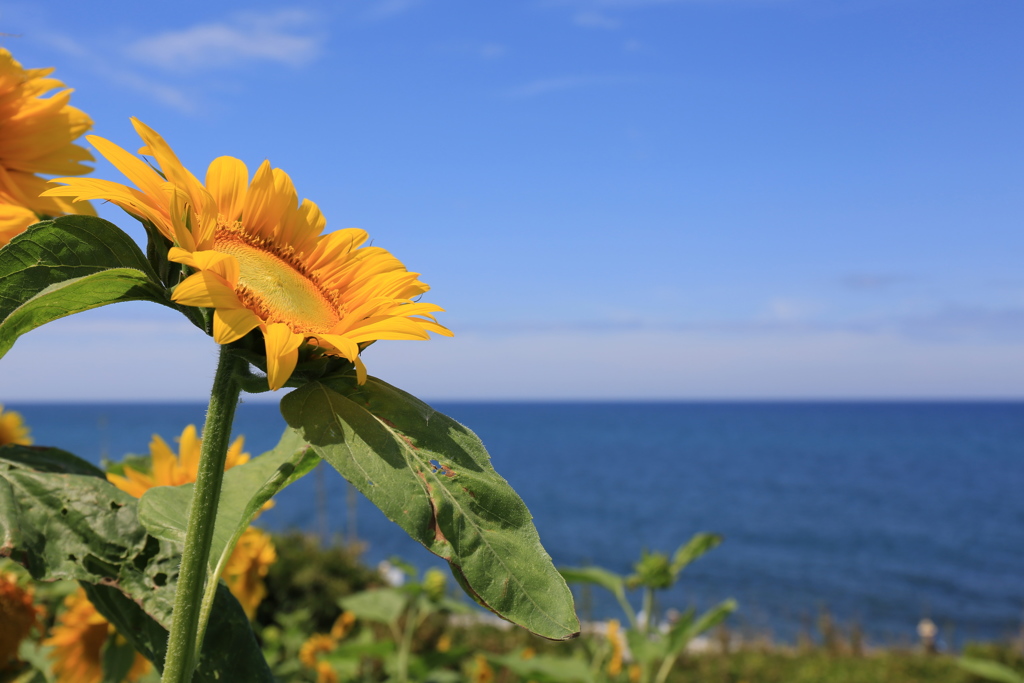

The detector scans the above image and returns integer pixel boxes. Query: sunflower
[299,633,338,683]
[469,654,494,683]
[0,48,94,246]
[0,570,43,671]
[106,425,275,615]
[44,589,150,683]
[44,119,451,389]
[0,404,31,446]
[221,527,276,619]
[106,424,248,496]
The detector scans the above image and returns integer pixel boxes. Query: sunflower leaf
[0,215,172,359]
[280,377,580,641]
[137,427,315,577]
[0,445,275,682]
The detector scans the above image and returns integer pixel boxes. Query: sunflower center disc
[216,236,339,334]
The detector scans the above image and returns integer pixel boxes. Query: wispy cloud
[125,10,323,72]
[364,0,424,21]
[839,273,911,291]
[502,74,632,99]
[479,42,507,59]
[573,11,621,28]
[35,32,194,113]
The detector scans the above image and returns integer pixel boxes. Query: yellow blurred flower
[606,619,623,677]
[329,611,356,640]
[0,48,94,246]
[470,654,494,683]
[628,663,641,683]
[436,633,452,653]
[0,571,43,671]
[44,589,149,683]
[221,526,276,619]
[106,425,275,615]
[0,405,31,446]
[106,424,248,496]
[45,119,451,389]
[299,633,339,683]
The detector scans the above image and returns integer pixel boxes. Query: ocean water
[9,401,1024,645]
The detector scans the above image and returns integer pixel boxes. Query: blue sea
[9,401,1024,645]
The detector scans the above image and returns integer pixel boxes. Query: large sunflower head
[0,570,43,671]
[0,404,31,446]
[106,424,248,497]
[0,48,94,246]
[45,119,451,390]
[43,589,150,683]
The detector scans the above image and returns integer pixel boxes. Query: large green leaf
[0,215,171,359]
[0,445,274,682]
[280,377,580,641]
[137,427,315,577]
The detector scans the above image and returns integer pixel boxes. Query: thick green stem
[161,346,243,683]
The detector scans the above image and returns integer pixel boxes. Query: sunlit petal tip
[213,307,262,344]
[264,323,304,391]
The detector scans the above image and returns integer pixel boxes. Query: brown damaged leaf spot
[417,471,449,546]
[378,417,420,452]
[428,459,457,478]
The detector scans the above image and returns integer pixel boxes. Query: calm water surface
[12,401,1024,644]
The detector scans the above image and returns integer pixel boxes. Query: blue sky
[0,0,1022,400]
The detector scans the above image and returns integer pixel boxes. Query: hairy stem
[161,346,243,683]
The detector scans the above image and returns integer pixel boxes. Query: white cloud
[126,10,323,72]
[367,328,1024,401]
[363,0,423,21]
[502,74,630,99]
[33,32,194,113]
[573,11,621,28]
[0,315,220,401]
[479,43,507,59]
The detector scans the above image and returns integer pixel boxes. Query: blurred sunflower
[606,619,624,677]
[44,589,150,683]
[0,48,94,246]
[0,570,43,671]
[221,527,276,619]
[470,654,494,683]
[106,424,248,496]
[106,424,275,616]
[0,404,31,446]
[45,119,451,389]
[299,633,338,683]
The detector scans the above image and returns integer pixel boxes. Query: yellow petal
[179,425,201,475]
[88,135,168,203]
[206,156,248,222]
[318,334,360,362]
[169,248,240,285]
[149,434,176,486]
[264,323,303,391]
[213,307,263,344]
[172,271,243,309]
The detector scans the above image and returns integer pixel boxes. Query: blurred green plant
[560,533,737,683]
